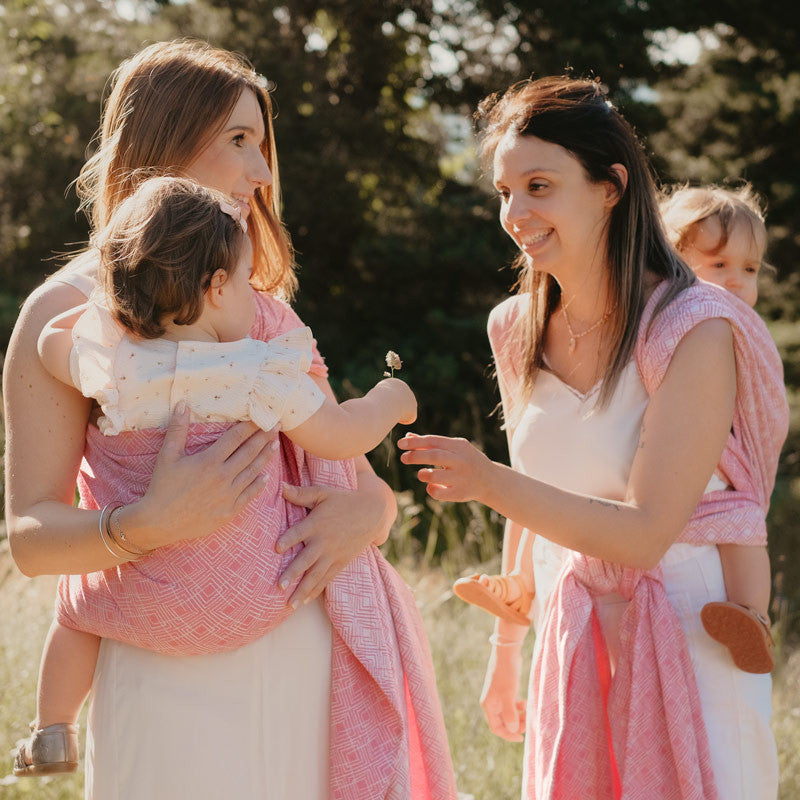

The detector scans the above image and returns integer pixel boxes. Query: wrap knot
[569,553,650,601]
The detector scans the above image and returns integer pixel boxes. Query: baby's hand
[384,377,417,425]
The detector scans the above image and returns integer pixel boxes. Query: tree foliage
[2,0,799,628]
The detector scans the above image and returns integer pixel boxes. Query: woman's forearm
[402,319,736,572]
[501,518,525,574]
[4,280,121,577]
[478,461,668,569]
[8,502,145,577]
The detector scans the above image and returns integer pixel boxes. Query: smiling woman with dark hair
[400,76,787,800]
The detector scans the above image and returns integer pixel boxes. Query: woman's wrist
[493,616,530,645]
[116,499,162,554]
[475,458,508,510]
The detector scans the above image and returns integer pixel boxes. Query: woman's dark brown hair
[478,76,694,409]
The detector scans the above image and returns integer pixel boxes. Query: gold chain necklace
[561,303,616,354]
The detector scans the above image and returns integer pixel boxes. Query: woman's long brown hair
[478,77,694,412]
[71,38,295,297]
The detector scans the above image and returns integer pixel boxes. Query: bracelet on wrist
[98,503,147,562]
[488,632,525,648]
[98,504,132,561]
[108,506,149,558]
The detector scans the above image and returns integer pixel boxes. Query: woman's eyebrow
[224,124,258,134]
[520,168,560,176]
[494,167,560,187]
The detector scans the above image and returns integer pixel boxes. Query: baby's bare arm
[286,378,416,460]
[37,304,87,387]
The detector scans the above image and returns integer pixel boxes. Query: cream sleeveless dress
[52,263,332,799]
[514,361,778,800]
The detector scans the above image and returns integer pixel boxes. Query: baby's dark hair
[95,176,247,338]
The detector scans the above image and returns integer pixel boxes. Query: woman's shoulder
[648,279,766,342]
[252,291,304,336]
[487,293,530,344]
[252,291,328,378]
[11,274,94,361]
[638,279,781,395]
[48,249,100,296]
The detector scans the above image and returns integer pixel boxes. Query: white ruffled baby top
[70,301,326,436]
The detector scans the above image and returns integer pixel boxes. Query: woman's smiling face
[493,131,616,277]
[184,88,272,220]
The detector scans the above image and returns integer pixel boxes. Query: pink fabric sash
[492,282,788,799]
[56,292,457,800]
[640,284,788,548]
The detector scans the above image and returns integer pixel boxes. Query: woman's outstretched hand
[480,644,527,742]
[397,433,495,502]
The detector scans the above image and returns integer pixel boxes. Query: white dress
[514,362,778,800]
[52,264,334,800]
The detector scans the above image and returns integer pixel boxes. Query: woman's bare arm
[399,318,736,571]
[5,281,277,577]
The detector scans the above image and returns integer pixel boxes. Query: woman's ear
[604,163,629,208]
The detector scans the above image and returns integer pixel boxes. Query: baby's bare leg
[510,528,535,595]
[36,620,101,727]
[718,544,771,618]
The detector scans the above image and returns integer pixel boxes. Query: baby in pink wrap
[15,175,417,776]
[661,183,775,673]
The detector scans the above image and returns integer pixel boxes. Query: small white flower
[385,351,402,372]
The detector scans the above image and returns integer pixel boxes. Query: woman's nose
[250,148,272,188]
[505,194,531,226]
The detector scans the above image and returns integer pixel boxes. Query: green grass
[1,540,798,799]
[0,554,85,798]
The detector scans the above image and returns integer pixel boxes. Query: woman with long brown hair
[6,39,455,799]
[400,77,786,799]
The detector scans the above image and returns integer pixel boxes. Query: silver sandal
[13,722,79,777]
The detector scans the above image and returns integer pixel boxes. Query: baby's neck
[160,317,220,344]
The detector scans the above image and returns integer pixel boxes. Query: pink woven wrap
[56,292,457,800]
[492,282,788,800]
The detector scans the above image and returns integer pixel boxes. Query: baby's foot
[700,601,774,674]
[453,572,534,626]
[13,722,79,777]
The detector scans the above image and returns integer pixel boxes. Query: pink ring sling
[56,291,457,800]
[491,282,788,800]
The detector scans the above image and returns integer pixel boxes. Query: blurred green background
[1,0,799,638]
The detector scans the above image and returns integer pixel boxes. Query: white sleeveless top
[512,360,728,630]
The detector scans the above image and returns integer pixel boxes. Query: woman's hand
[275,468,395,607]
[397,433,496,502]
[480,643,527,742]
[127,403,279,551]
